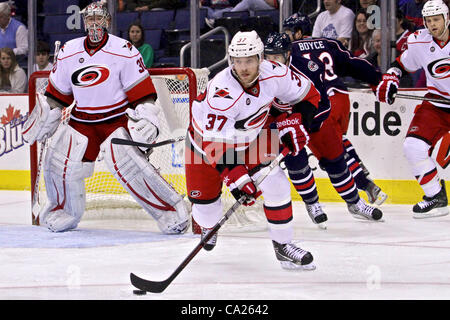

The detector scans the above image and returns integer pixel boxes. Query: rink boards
[0,89,448,204]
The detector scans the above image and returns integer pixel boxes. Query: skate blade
[351,213,384,222]
[280,261,316,271]
[317,222,327,230]
[413,207,449,219]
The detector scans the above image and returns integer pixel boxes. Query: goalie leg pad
[40,124,94,232]
[100,127,189,234]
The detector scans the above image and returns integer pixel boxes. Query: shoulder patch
[308,60,319,72]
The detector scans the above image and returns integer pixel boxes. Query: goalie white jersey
[46,34,156,122]
[398,29,450,109]
[188,59,320,161]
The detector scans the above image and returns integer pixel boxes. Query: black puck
[133,289,147,295]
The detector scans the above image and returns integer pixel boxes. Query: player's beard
[232,67,260,88]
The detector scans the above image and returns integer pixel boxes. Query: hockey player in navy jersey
[375,0,449,219]
[264,32,383,224]
[281,13,388,207]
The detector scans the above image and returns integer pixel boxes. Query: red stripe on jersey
[335,179,355,193]
[294,178,315,190]
[417,168,438,185]
[57,50,84,61]
[75,98,128,111]
[46,80,74,106]
[101,49,141,59]
[427,86,450,97]
[125,76,156,104]
[348,161,360,173]
[263,203,293,222]
[303,82,320,108]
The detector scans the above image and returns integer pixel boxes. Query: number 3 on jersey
[205,114,228,131]
[136,57,146,73]
[302,52,337,81]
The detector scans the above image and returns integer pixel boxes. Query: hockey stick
[110,136,185,149]
[31,40,61,224]
[395,93,450,105]
[130,147,291,293]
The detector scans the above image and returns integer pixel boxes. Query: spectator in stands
[204,0,279,28]
[124,0,185,11]
[396,9,414,55]
[33,41,52,91]
[365,28,381,71]
[312,0,355,47]
[127,22,154,67]
[359,0,378,10]
[201,0,235,20]
[349,9,373,58]
[399,0,426,29]
[0,47,26,93]
[0,2,28,58]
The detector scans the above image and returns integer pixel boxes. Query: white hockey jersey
[46,34,156,122]
[188,60,320,164]
[398,29,450,109]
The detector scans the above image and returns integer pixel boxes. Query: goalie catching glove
[275,113,309,156]
[221,165,262,206]
[22,93,62,144]
[126,100,161,151]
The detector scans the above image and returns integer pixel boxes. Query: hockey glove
[221,165,262,206]
[275,113,309,156]
[375,73,399,105]
[126,101,160,151]
[22,93,62,144]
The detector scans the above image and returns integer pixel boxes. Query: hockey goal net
[28,68,266,233]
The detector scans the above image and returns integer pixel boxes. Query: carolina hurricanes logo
[234,104,271,130]
[71,65,110,88]
[427,58,450,79]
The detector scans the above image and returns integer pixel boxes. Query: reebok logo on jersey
[276,118,300,128]
[71,65,110,88]
[428,57,450,79]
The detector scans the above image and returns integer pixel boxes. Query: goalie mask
[81,2,111,43]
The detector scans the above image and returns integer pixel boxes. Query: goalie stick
[110,136,185,149]
[31,40,61,225]
[130,147,291,293]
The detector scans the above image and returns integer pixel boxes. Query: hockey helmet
[264,32,292,55]
[81,1,111,43]
[282,13,312,37]
[422,0,450,30]
[228,30,264,64]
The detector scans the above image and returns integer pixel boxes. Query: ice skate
[364,180,388,206]
[413,180,449,219]
[272,241,316,270]
[201,227,217,251]
[348,198,383,221]
[305,202,328,229]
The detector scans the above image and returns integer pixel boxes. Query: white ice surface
[0,191,449,300]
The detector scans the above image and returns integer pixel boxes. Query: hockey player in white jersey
[186,30,322,270]
[22,1,189,233]
[375,0,449,218]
